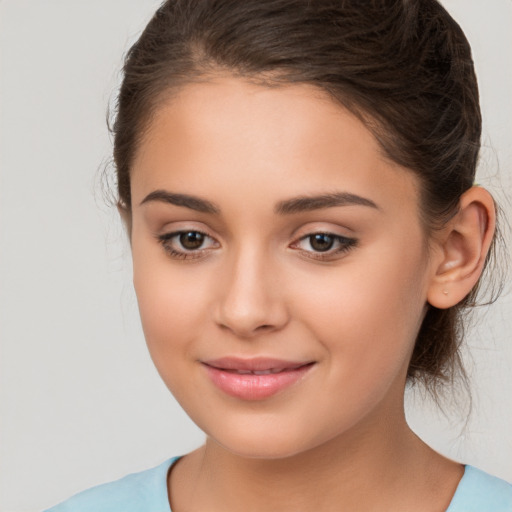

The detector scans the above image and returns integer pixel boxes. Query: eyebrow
[140,189,379,215]
[275,192,379,215]
[140,190,220,214]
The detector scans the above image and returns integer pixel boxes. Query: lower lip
[203,364,314,400]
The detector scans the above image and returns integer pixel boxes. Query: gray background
[0,1,511,511]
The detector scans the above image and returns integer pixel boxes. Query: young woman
[45,0,511,510]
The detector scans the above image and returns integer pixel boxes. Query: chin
[203,419,334,461]
[217,440,309,461]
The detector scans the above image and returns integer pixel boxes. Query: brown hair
[111,0,500,390]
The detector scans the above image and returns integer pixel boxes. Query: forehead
[130,76,419,218]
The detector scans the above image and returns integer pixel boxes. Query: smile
[202,358,315,400]
[224,368,289,375]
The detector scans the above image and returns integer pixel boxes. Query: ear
[427,186,496,309]
[117,201,132,241]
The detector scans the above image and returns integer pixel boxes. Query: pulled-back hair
[112,0,500,390]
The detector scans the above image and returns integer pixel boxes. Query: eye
[157,230,219,260]
[291,232,357,260]
[178,231,206,250]
[307,233,336,252]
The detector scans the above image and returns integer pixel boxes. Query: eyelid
[154,219,220,246]
[158,229,216,244]
[157,229,220,261]
[155,223,357,262]
[289,231,358,261]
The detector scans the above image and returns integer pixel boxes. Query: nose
[214,247,289,338]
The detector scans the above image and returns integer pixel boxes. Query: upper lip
[202,357,313,372]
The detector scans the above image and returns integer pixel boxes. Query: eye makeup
[156,229,357,262]
[157,230,219,260]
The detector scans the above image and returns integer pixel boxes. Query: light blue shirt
[446,465,512,512]
[44,457,512,511]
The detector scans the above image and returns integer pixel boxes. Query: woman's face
[129,76,437,458]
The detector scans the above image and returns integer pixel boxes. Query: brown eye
[291,232,357,261]
[157,230,219,260]
[309,233,334,252]
[179,231,205,250]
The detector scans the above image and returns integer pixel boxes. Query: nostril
[218,322,275,336]
[256,324,274,331]
[213,277,289,337]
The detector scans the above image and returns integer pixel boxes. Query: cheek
[133,266,215,414]
[291,242,428,383]
[131,241,211,372]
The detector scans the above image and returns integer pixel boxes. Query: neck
[169,397,462,512]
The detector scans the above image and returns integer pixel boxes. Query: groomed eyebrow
[140,190,220,214]
[275,192,379,215]
[140,189,378,215]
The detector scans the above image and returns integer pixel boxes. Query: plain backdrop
[0,1,511,511]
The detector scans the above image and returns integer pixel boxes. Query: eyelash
[157,230,217,260]
[156,230,357,261]
[291,233,357,261]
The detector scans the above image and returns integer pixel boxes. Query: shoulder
[43,457,180,512]
[447,465,512,512]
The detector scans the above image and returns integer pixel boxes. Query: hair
[111,0,502,392]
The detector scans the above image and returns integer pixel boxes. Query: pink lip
[202,357,315,401]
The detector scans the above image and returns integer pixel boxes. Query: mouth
[201,358,315,400]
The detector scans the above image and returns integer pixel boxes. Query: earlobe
[427,186,496,309]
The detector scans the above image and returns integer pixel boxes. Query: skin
[127,76,495,512]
